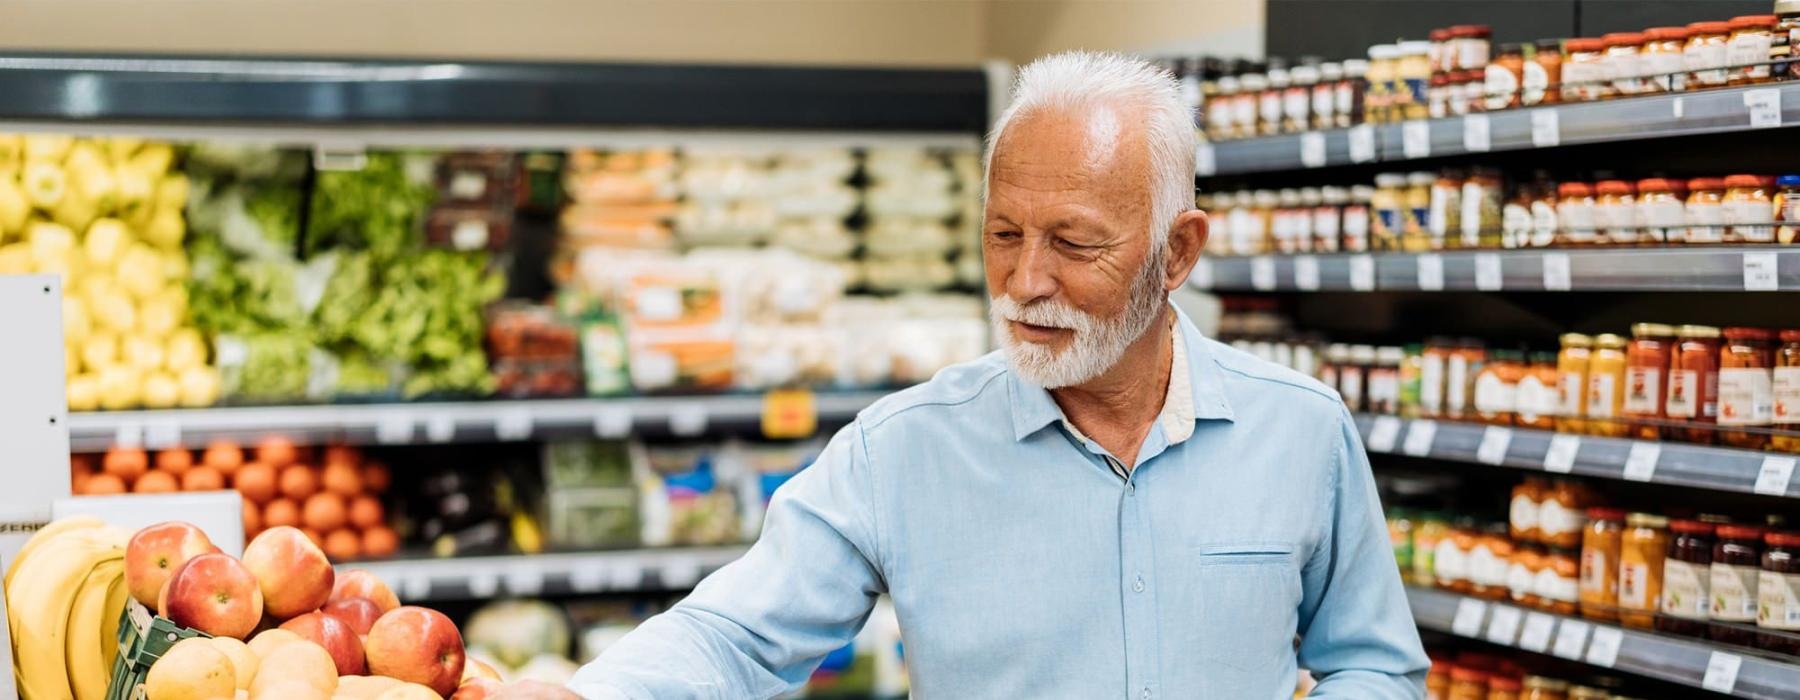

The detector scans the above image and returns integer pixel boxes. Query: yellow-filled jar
[1556,333,1593,434]
[1586,333,1629,437]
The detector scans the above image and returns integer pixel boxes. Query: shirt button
[1142,688,1152,700]
[1133,575,1145,593]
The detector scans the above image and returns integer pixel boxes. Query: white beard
[990,253,1169,389]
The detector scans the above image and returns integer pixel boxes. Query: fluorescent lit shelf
[351,546,749,602]
[1190,247,1800,293]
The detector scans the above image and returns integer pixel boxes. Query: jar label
[1428,185,1458,239]
[1314,207,1341,239]
[1757,570,1800,629]
[1510,494,1540,534]
[1687,201,1726,243]
[1531,201,1559,247]
[1724,198,1776,243]
[1503,203,1532,248]
[1517,375,1558,422]
[1687,41,1730,86]
[1662,559,1711,619]
[1311,85,1334,120]
[1232,95,1258,130]
[1606,52,1641,95]
[1539,499,1585,539]
[1421,354,1446,413]
[1521,61,1550,105]
[1666,369,1700,418]
[1484,64,1520,111]
[1469,544,1509,586]
[1283,88,1309,122]
[1340,367,1365,411]
[1334,82,1354,117]
[1711,563,1760,621]
[1320,366,1339,398]
[1598,200,1639,244]
[1719,367,1774,425]
[1580,547,1613,596]
[1588,372,1618,418]
[1536,565,1579,602]
[1342,206,1370,249]
[1474,371,1518,416]
[1774,366,1800,424]
[1447,357,1470,414]
[1562,59,1602,101]
[1639,199,1687,243]
[1260,92,1283,127]
[1728,33,1774,80]
[1459,40,1490,74]
[1559,370,1585,416]
[1624,366,1662,414]
[1413,532,1439,581]
[1641,50,1686,92]
[1460,182,1488,247]
[1508,560,1538,600]
[1376,206,1404,239]
[1434,537,1469,583]
[1619,561,1653,608]
[1558,201,1597,241]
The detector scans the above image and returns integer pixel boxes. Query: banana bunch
[4,516,133,700]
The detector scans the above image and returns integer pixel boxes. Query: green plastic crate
[106,601,208,700]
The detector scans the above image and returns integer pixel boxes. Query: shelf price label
[1474,253,1503,291]
[610,564,645,590]
[1195,144,1217,177]
[1484,605,1524,645]
[113,423,144,449]
[670,405,709,437]
[1744,251,1780,291]
[495,409,533,442]
[1544,434,1581,473]
[504,564,544,597]
[467,572,499,599]
[1542,252,1572,290]
[144,420,182,450]
[1477,426,1513,465]
[1366,416,1404,453]
[1530,108,1560,147]
[762,389,818,439]
[1293,255,1321,291]
[1551,619,1592,660]
[402,573,431,602]
[1451,597,1488,637]
[595,406,633,439]
[1250,256,1278,291]
[1189,259,1214,289]
[1463,114,1491,152]
[1416,254,1445,291]
[1755,455,1797,496]
[424,413,456,443]
[1518,611,1557,652]
[1745,88,1783,128]
[1348,124,1377,163]
[1702,651,1743,693]
[1349,254,1377,291]
[1402,120,1431,159]
[662,559,703,589]
[1623,442,1661,482]
[1300,132,1327,168]
[375,412,414,445]
[1584,626,1624,668]
[569,564,607,593]
[1402,420,1438,457]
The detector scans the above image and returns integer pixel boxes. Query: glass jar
[1777,175,1800,244]
[1602,32,1645,97]
[1373,173,1408,251]
[1521,675,1568,700]
[1684,177,1727,244]
[1687,21,1734,88]
[1462,169,1504,249]
[1486,43,1526,111]
[1321,343,1348,400]
[1313,186,1345,252]
[1399,40,1434,121]
[1487,674,1522,700]
[1406,171,1436,252]
[1429,170,1466,250]
[1284,64,1316,134]
[1524,39,1563,106]
[1657,519,1715,637]
[1779,1,1800,80]
[1510,545,1546,608]
[1456,70,1485,116]
[1541,547,1581,615]
[1401,344,1426,419]
[1587,333,1629,437]
[1427,662,1453,700]
[1775,330,1800,453]
[1724,174,1776,243]
[1421,338,1454,419]
[1366,45,1397,123]
[1502,181,1534,250]
[1540,479,1588,550]
[1447,339,1487,422]
[1511,477,1548,543]
[1530,179,1559,247]
[1667,325,1722,444]
[1471,524,1516,601]
[1759,530,1800,654]
[1274,188,1303,254]
[1312,62,1341,130]
[1260,68,1288,136]
[1556,333,1593,434]
[1623,322,1675,440]
[1369,346,1403,414]
[1450,667,1489,700]
[1713,524,1766,645]
[1344,344,1376,412]
[1619,512,1670,629]
[1437,519,1479,593]
[1234,73,1266,140]
[1413,513,1449,585]
[1389,508,1416,575]
[1455,25,1493,73]
[1728,15,1778,85]
[1720,327,1776,449]
[1517,352,1560,430]
[1345,185,1374,253]
[1635,178,1686,244]
[1428,73,1453,119]
[1582,508,1627,622]
[1474,349,1524,424]
[1339,58,1369,127]
[1295,188,1319,253]
[1641,27,1691,92]
[1429,27,1453,74]
[1556,182,1598,245]
[1562,38,1608,102]
[1595,180,1638,245]
[1207,75,1239,141]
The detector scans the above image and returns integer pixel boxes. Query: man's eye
[1055,237,1093,250]
[987,230,1022,241]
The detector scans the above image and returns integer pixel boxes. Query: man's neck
[1051,307,1176,468]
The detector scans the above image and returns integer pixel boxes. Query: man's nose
[1006,241,1058,303]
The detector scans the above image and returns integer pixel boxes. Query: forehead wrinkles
[989,104,1150,208]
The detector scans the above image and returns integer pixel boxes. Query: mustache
[989,296,1099,335]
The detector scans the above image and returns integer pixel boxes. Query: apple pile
[128,521,509,699]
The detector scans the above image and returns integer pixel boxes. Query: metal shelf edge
[1190,248,1800,292]
[351,546,750,602]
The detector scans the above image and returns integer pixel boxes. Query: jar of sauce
[1540,479,1587,550]
[1260,68,1288,136]
[1447,339,1487,422]
[1511,477,1548,543]
[1486,43,1526,111]
[1371,346,1405,414]
[1556,182,1598,245]
[1667,325,1722,444]
[1523,39,1563,106]
[1449,667,1489,700]
[1686,21,1734,88]
[1372,173,1406,251]
[1602,32,1645,97]
[1390,508,1416,575]
[1312,62,1341,131]
[1321,343,1347,401]
[1556,333,1593,434]
[1595,180,1638,245]
[1759,530,1800,654]
[1339,59,1368,128]
[1284,64,1315,134]
[1728,15,1778,85]
[1562,38,1608,102]
[1234,73,1266,140]
[1530,176,1559,247]
[1344,344,1376,411]
[1487,674,1522,700]
[1427,662,1453,700]
[1207,75,1239,141]
[1623,323,1675,440]
[1720,327,1776,449]
[1509,545,1545,608]
[1587,334,1629,437]
[1684,177,1728,244]
[1406,172,1436,251]
[1723,174,1776,243]
[1779,1,1800,80]
[1421,338,1454,419]
[1640,27,1690,92]
[1517,352,1560,430]
[1778,175,1800,245]
[1429,170,1466,249]
[1454,25,1493,73]
[1657,519,1715,637]
[1437,519,1479,593]
[1775,330,1800,453]
[1712,524,1765,645]
[1618,512,1669,629]
[1315,186,1346,252]
[1635,178,1686,244]
[1471,524,1516,600]
[1413,513,1449,585]
[1540,548,1581,615]
[1428,73,1452,119]
[1398,41,1434,121]
[1474,349,1524,424]
[1581,507,1627,622]
[1462,169,1505,249]
[1521,675,1568,700]
[1345,185,1373,252]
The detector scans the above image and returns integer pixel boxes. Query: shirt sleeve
[1297,406,1430,699]
[567,421,886,700]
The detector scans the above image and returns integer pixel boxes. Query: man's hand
[491,680,585,699]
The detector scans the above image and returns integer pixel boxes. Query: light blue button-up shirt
[573,308,1428,699]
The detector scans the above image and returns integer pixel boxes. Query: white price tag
[1349,254,1376,291]
[403,573,432,602]
[1530,108,1560,147]
[1195,143,1217,177]
[1672,96,1685,119]
[1367,416,1404,453]
[1348,124,1377,163]
[1542,252,1572,290]
[1744,251,1780,291]
[1250,256,1278,291]
[1703,651,1743,693]
[424,413,455,443]
[1585,626,1624,668]
[144,420,182,450]
[1463,114,1491,152]
[495,409,533,441]
[1544,434,1581,473]
[594,406,633,439]
[1519,611,1558,652]
[1300,131,1327,168]
[1416,254,1444,291]
[1477,426,1514,465]
[662,559,703,589]
[113,423,144,449]
[1402,120,1431,158]
[1746,88,1783,128]
[1451,597,1488,637]
[1755,455,1797,496]
[375,412,414,445]
[569,564,607,592]
[1485,604,1524,644]
[467,572,499,599]
[1623,441,1661,481]
[1189,258,1214,289]
[1293,255,1321,291]
[504,564,544,597]
[670,406,709,437]
[1403,420,1438,456]
[1474,253,1503,291]
[610,564,645,590]
[1552,619,1592,660]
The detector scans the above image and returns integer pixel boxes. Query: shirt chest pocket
[1191,544,1303,682]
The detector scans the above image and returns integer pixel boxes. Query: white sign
[1402,120,1431,158]
[467,572,499,599]
[1745,251,1780,291]
[1623,442,1661,482]
[1300,132,1327,168]
[403,572,432,602]
[1702,651,1743,693]
[504,564,544,597]
[113,423,144,449]
[1403,420,1438,456]
[1484,604,1524,645]
[1451,597,1488,637]
[670,406,709,437]
[569,563,607,592]
[495,409,533,441]
[1367,416,1403,453]
[1416,254,1445,291]
[1477,426,1513,465]
[1195,144,1217,177]
[425,413,456,443]
[1544,434,1581,473]
[1463,114,1492,152]
[1474,253,1503,291]
[1542,252,1572,290]
[1349,255,1377,291]
[1293,255,1321,291]
[1530,108,1560,147]
[595,406,633,439]
[1551,619,1592,660]
[1348,124,1378,163]
[375,412,414,445]
[1585,626,1624,668]
[1746,88,1783,128]
[1755,455,1797,496]
[144,419,182,450]
[1190,259,1214,289]
[1250,256,1278,291]
[1519,611,1557,652]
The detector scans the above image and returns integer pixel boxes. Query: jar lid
[1341,59,1369,74]
[1689,21,1734,34]
[1450,667,1487,683]
[1430,72,1450,86]
[1730,14,1778,28]
[1278,188,1302,204]
[1451,24,1492,38]
[1593,333,1627,348]
[1602,32,1646,45]
[1430,28,1451,41]
[1523,675,1569,691]
[1375,173,1407,187]
[1595,179,1635,195]
[1724,173,1771,188]
[1350,184,1376,199]
[1636,177,1678,193]
[1778,174,1800,187]
[1724,326,1775,341]
[1644,26,1691,41]
[1215,76,1240,91]
[1670,518,1716,535]
[1529,351,1557,364]
[1497,42,1525,55]
[1630,322,1675,337]
[1299,188,1322,205]
[1291,65,1319,83]
[1536,38,1564,51]
[1560,332,1594,347]
[1326,343,1351,359]
[1377,346,1406,363]
[1557,182,1594,197]
[1490,348,1526,363]
[1399,40,1434,55]
[1488,675,1523,692]
[1768,530,1800,547]
[1781,329,1800,342]
[1351,344,1378,362]
[1626,512,1668,528]
[1565,37,1607,52]
[1718,524,1765,540]
[1677,324,1721,339]
[1587,506,1627,521]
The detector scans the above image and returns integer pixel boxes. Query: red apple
[330,569,399,613]
[241,526,334,619]
[365,606,465,696]
[451,678,503,699]
[161,553,264,639]
[320,596,382,636]
[125,521,221,608]
[278,611,366,676]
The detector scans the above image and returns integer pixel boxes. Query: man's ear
[1162,209,1209,291]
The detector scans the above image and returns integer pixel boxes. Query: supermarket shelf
[1407,585,1800,699]
[1189,247,1800,292]
[353,546,749,602]
[1201,82,1800,176]
[65,391,891,451]
[1353,413,1799,499]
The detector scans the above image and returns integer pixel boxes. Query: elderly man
[528,51,1427,699]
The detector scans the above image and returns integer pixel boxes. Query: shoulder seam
[1215,360,1341,404]
[859,364,1009,430]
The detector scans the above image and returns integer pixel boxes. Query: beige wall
[986,0,1264,64]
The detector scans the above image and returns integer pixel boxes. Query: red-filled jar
[1685,177,1728,244]
[1720,327,1777,449]
[1636,178,1687,244]
[1557,182,1598,245]
[1727,15,1779,85]
[1723,174,1777,243]
[1713,524,1766,646]
[1657,519,1715,638]
[1603,32,1646,97]
[1760,530,1800,654]
[1667,325,1722,444]
[1623,323,1675,439]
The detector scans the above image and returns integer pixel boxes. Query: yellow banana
[8,533,121,700]
[4,516,105,591]
[98,567,129,673]
[65,557,124,700]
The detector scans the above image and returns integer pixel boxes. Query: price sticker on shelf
[1755,455,1797,496]
[1623,441,1661,481]
[1703,651,1744,693]
[402,573,431,602]
[144,419,182,450]
[1474,253,1503,291]
[1416,254,1445,291]
[662,559,703,589]
[467,572,499,599]
[1551,619,1592,660]
[1402,420,1438,457]
[594,406,633,439]
[1745,88,1783,128]
[1189,258,1214,290]
[1530,108,1561,147]
[1348,124,1377,163]
[1367,416,1404,453]
[1544,434,1582,473]
[1477,426,1513,465]
[1300,132,1327,168]
[1250,256,1278,291]
[1485,605,1524,645]
[1744,251,1780,291]
[504,564,544,597]
[762,389,818,439]
[375,412,414,445]
[1195,143,1217,177]
[424,413,456,443]
[1584,626,1624,668]
[1451,597,1488,637]
[610,563,645,590]
[569,564,607,593]
[1518,612,1557,652]
[495,409,533,441]
[670,405,709,437]
[1349,254,1377,291]
[1542,252,1572,290]
[1402,120,1431,159]
[1463,114,1491,152]
[1293,255,1321,291]
[113,423,144,449]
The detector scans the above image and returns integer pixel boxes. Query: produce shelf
[351,546,749,602]
[1189,247,1800,293]
[1353,413,1798,500]
[1200,81,1800,176]
[1406,585,1800,699]
[66,392,891,451]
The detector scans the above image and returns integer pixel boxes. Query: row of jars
[1428,648,1641,700]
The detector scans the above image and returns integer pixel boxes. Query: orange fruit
[242,500,262,538]
[360,526,399,558]
[133,471,178,493]
[70,454,96,474]
[84,473,126,495]
[361,462,391,494]
[257,436,299,469]
[278,465,319,500]
[155,449,194,475]
[263,498,301,529]
[322,445,360,469]
[347,495,385,530]
[301,492,347,532]
[233,462,278,505]
[202,441,244,474]
[322,529,360,561]
[103,448,149,483]
[182,466,225,491]
[71,470,90,493]
[320,463,362,497]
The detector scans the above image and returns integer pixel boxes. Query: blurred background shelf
[351,546,749,602]
[1190,247,1800,293]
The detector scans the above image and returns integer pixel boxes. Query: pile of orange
[72,436,400,562]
